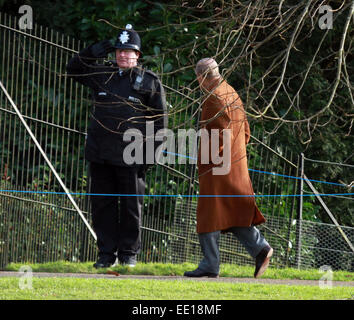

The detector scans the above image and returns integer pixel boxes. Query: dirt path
[1,271,353,287]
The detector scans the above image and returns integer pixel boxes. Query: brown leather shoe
[184,268,218,278]
[254,246,273,278]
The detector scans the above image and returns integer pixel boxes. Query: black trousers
[89,162,145,261]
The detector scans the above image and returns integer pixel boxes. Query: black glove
[90,40,114,58]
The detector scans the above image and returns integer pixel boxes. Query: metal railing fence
[0,13,352,271]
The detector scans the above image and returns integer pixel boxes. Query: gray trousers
[198,226,269,274]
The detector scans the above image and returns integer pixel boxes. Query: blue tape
[162,150,349,188]
[0,151,351,197]
[0,190,353,198]
[247,169,346,187]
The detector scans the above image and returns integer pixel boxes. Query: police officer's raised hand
[91,40,114,58]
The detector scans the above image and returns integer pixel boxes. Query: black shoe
[184,268,218,278]
[119,255,137,267]
[93,257,117,269]
[254,246,273,278]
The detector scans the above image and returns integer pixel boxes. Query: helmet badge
[119,31,130,44]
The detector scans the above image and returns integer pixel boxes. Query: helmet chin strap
[115,53,138,71]
[118,67,128,76]
[117,64,138,72]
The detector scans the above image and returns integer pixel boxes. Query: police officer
[66,25,167,268]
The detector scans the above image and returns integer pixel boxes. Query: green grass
[0,277,353,300]
[2,262,353,300]
[4,261,354,282]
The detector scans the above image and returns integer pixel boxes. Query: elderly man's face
[116,49,139,69]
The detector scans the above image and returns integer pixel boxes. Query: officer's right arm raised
[66,40,114,88]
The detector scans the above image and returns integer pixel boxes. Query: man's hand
[91,40,114,58]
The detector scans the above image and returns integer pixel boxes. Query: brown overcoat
[196,79,266,234]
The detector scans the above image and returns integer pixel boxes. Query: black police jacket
[66,44,168,167]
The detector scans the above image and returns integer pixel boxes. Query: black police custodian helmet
[114,24,141,54]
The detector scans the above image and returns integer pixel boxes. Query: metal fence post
[182,106,201,263]
[295,153,304,269]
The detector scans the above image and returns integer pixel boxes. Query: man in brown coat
[184,58,273,278]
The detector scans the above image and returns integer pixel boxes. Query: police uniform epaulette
[144,70,159,79]
[132,67,159,91]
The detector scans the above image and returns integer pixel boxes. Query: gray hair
[195,58,221,79]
